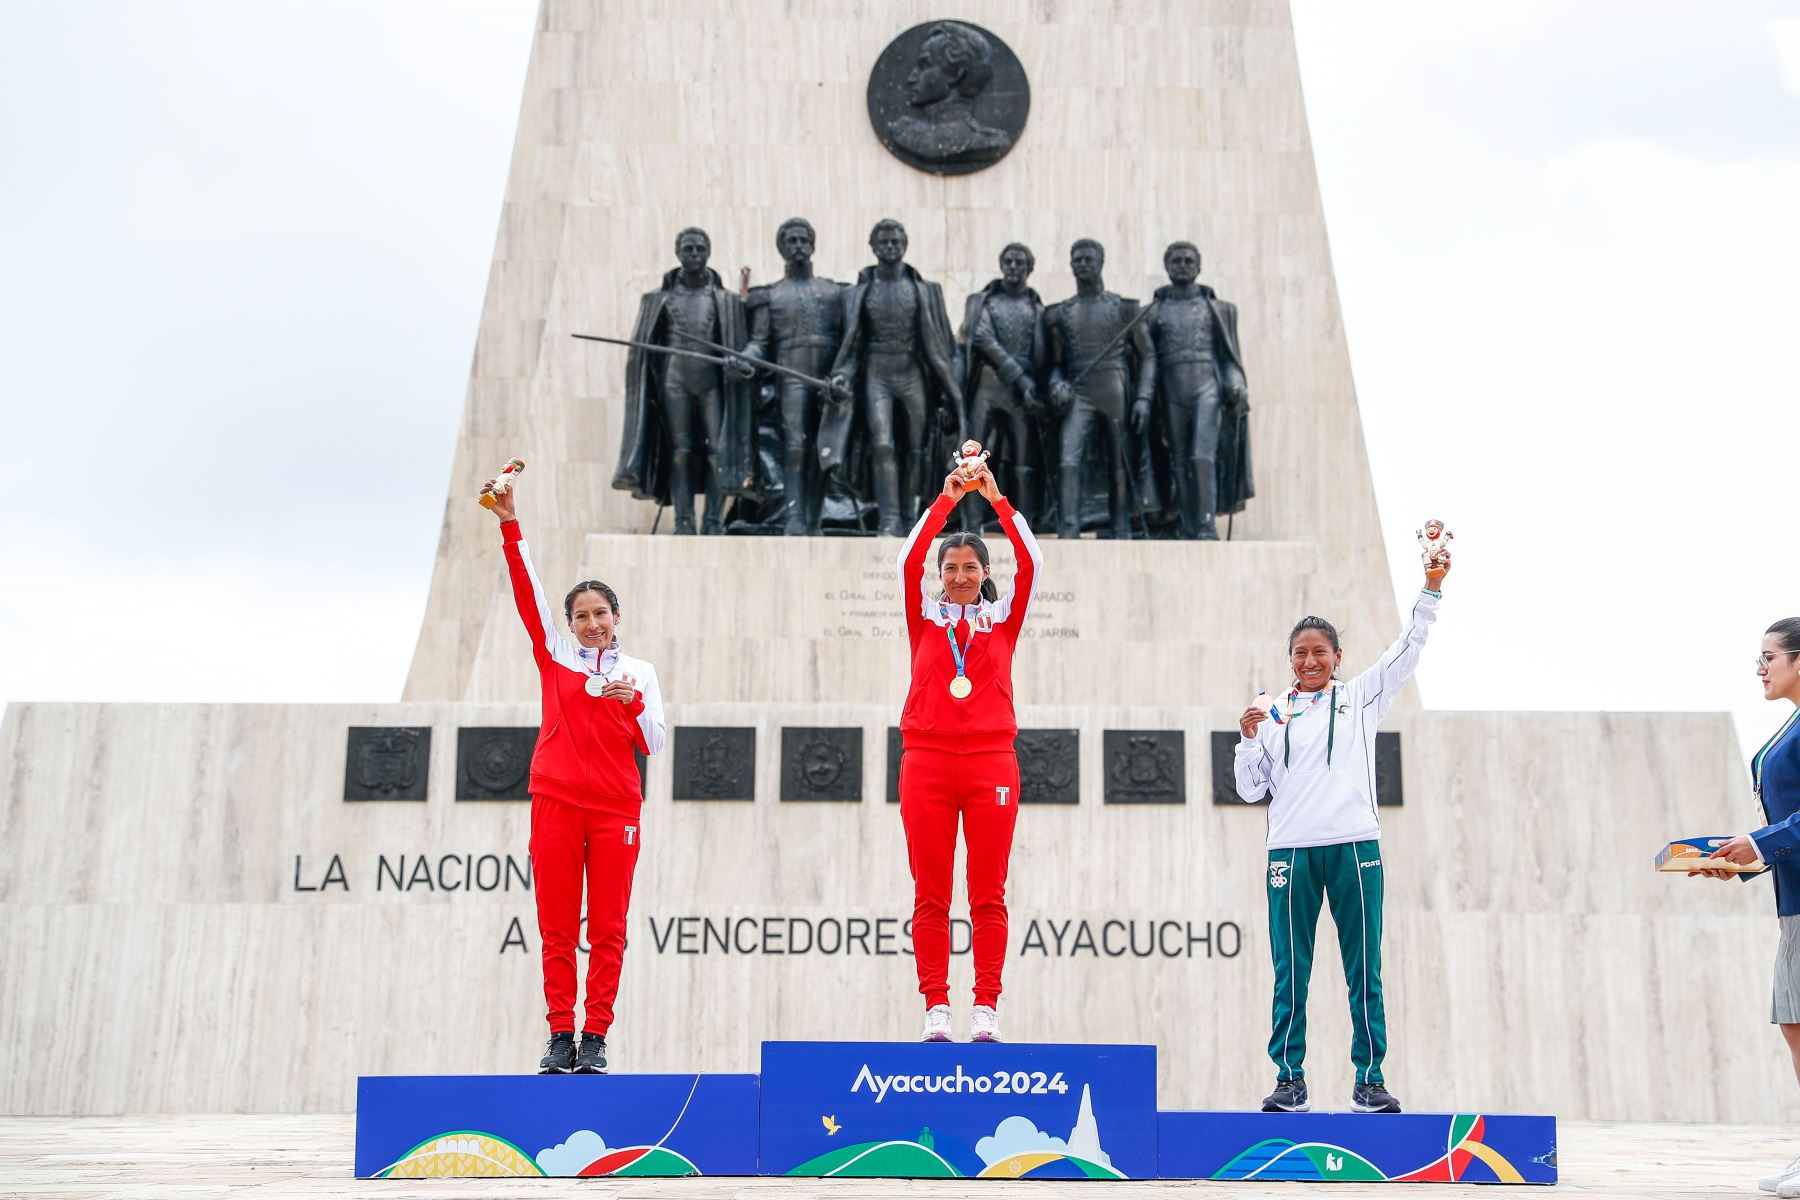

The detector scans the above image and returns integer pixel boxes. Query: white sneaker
[1778,1177,1800,1199]
[1762,1151,1800,1192]
[921,1004,952,1042]
[970,1004,1001,1043]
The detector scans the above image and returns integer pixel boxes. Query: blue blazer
[1749,717,1800,916]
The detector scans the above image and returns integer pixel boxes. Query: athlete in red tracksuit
[895,461,1043,1043]
[483,481,666,1075]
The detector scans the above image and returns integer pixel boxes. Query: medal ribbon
[942,604,974,684]
[1283,684,1338,768]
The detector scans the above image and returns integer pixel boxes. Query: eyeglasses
[1756,651,1799,672]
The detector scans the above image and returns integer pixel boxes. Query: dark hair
[1769,618,1800,654]
[673,226,710,255]
[923,21,995,98]
[564,580,620,622]
[775,216,814,252]
[1163,239,1201,267]
[1288,615,1340,653]
[1070,237,1105,263]
[999,242,1035,272]
[938,532,999,602]
[869,217,908,248]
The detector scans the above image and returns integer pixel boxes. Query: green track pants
[1265,839,1387,1085]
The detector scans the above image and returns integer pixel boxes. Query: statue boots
[670,450,698,535]
[1107,470,1133,540]
[1013,466,1040,528]
[699,451,725,535]
[1057,470,1083,540]
[1189,456,1220,540]
[874,453,906,538]
[783,447,811,536]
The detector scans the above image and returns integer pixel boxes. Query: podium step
[759,1041,1158,1179]
[1157,1110,1558,1185]
[353,1074,759,1179]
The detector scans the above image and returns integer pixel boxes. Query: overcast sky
[2,1,1796,763]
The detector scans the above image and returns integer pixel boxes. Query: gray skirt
[1775,914,1800,1024]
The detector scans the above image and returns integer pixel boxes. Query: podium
[759,1041,1158,1179]
[353,1074,759,1178]
[355,1045,1555,1183]
[1158,1111,1557,1185]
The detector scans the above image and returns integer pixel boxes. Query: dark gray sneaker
[1351,1081,1401,1113]
[537,1031,576,1074]
[1261,1077,1310,1112]
[574,1033,608,1075]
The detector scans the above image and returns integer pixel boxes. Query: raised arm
[896,486,958,641]
[988,477,1043,635]
[1352,589,1441,724]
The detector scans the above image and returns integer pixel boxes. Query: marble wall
[404,0,1394,704]
[2,700,1787,1122]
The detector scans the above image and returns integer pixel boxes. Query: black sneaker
[1351,1081,1401,1113]
[537,1031,576,1074]
[574,1033,608,1075]
[1261,1077,1310,1112]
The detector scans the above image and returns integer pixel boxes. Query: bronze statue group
[607,219,1253,541]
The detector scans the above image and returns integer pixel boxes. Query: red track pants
[529,794,641,1036]
[899,747,1020,1009]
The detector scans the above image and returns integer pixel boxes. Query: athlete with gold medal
[894,444,1044,1044]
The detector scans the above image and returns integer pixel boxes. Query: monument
[1,2,1791,1149]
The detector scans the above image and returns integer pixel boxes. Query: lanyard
[1753,705,1800,800]
[1283,684,1338,768]
[583,645,619,682]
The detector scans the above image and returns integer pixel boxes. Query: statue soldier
[826,219,963,537]
[1138,241,1252,539]
[740,218,844,535]
[613,227,753,535]
[1044,239,1155,539]
[959,243,1045,523]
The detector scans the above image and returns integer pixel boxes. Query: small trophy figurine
[478,458,526,509]
[953,439,991,492]
[1416,518,1453,570]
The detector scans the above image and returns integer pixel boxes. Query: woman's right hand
[1238,705,1268,739]
[482,478,517,522]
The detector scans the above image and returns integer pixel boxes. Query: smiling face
[1760,633,1800,702]
[675,232,710,276]
[906,37,954,107]
[569,589,618,651]
[1289,630,1342,692]
[1164,244,1200,286]
[999,247,1032,288]
[939,545,989,606]
[778,224,814,266]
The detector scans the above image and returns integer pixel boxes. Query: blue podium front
[1158,1110,1558,1185]
[758,1041,1158,1180]
[354,1074,760,1178]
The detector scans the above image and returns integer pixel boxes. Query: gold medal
[949,676,973,699]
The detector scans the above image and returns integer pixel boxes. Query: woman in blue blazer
[1703,618,1800,1196]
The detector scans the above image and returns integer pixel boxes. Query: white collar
[932,597,993,625]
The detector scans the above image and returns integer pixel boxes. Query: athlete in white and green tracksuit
[1234,559,1447,1113]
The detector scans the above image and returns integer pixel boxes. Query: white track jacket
[1234,590,1440,849]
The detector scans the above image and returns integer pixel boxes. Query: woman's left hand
[1709,834,1761,866]
[601,679,637,704]
[974,463,1001,503]
[1425,552,1450,591]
